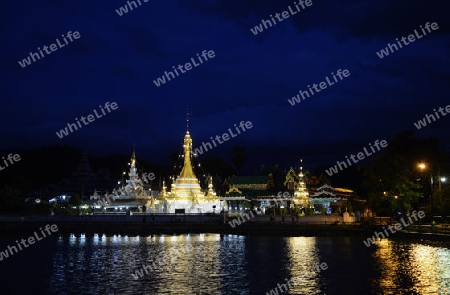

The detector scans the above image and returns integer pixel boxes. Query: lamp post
[418,162,449,215]
[438,176,445,209]
[437,163,450,212]
[418,163,434,214]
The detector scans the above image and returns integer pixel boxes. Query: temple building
[309,184,348,214]
[224,174,275,212]
[85,148,154,212]
[223,163,311,212]
[159,131,222,213]
[109,149,148,200]
[46,145,116,200]
[292,166,310,209]
[84,130,222,214]
[285,166,350,214]
[75,125,352,216]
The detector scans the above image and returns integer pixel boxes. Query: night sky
[2,0,449,172]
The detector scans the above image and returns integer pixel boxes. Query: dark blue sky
[2,0,449,171]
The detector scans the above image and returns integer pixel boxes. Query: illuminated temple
[159,131,222,213]
[83,129,221,214]
[82,127,350,215]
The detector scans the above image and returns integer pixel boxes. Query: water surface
[0,233,449,294]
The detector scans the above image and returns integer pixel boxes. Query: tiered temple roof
[225,174,274,200]
[293,167,309,206]
[46,145,115,198]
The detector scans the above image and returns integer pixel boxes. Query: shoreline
[1,221,449,242]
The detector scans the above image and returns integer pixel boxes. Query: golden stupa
[160,131,221,213]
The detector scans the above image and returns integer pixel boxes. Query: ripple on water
[3,234,445,295]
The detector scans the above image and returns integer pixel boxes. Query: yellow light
[418,163,426,170]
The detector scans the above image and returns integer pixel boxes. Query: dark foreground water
[0,233,449,294]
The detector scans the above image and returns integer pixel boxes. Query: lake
[0,233,449,294]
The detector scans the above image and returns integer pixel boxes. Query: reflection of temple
[160,131,221,213]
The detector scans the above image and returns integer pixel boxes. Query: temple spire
[186,107,191,132]
[73,141,96,180]
[126,145,141,190]
[164,123,221,213]
[131,142,136,163]
[179,131,197,180]
[295,158,309,206]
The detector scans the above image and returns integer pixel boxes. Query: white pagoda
[110,149,148,200]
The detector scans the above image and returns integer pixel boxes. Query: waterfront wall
[0,213,222,224]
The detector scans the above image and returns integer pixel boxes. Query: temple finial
[186,107,191,132]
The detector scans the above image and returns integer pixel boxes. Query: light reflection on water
[52,234,248,294]
[373,239,450,295]
[286,237,322,294]
[5,234,446,294]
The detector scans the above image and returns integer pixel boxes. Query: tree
[440,185,450,216]
[230,146,247,173]
[69,195,81,207]
[242,200,251,210]
[362,130,442,216]
[197,156,234,195]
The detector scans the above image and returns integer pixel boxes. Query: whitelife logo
[115,0,149,16]
[142,172,156,182]
[265,262,328,294]
[363,211,425,247]
[18,31,81,68]
[0,153,21,171]
[228,211,262,228]
[193,121,253,156]
[153,50,215,87]
[0,224,58,261]
[92,194,115,207]
[287,69,350,106]
[55,102,118,139]
[414,105,450,130]
[325,139,388,176]
[131,244,197,279]
[250,0,313,35]
[376,22,439,59]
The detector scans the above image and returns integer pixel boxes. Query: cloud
[181,0,450,38]
[116,24,166,56]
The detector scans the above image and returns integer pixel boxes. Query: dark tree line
[361,130,449,216]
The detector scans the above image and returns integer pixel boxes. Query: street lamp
[418,162,449,215]
[417,162,434,214]
[438,176,445,207]
[437,164,450,211]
